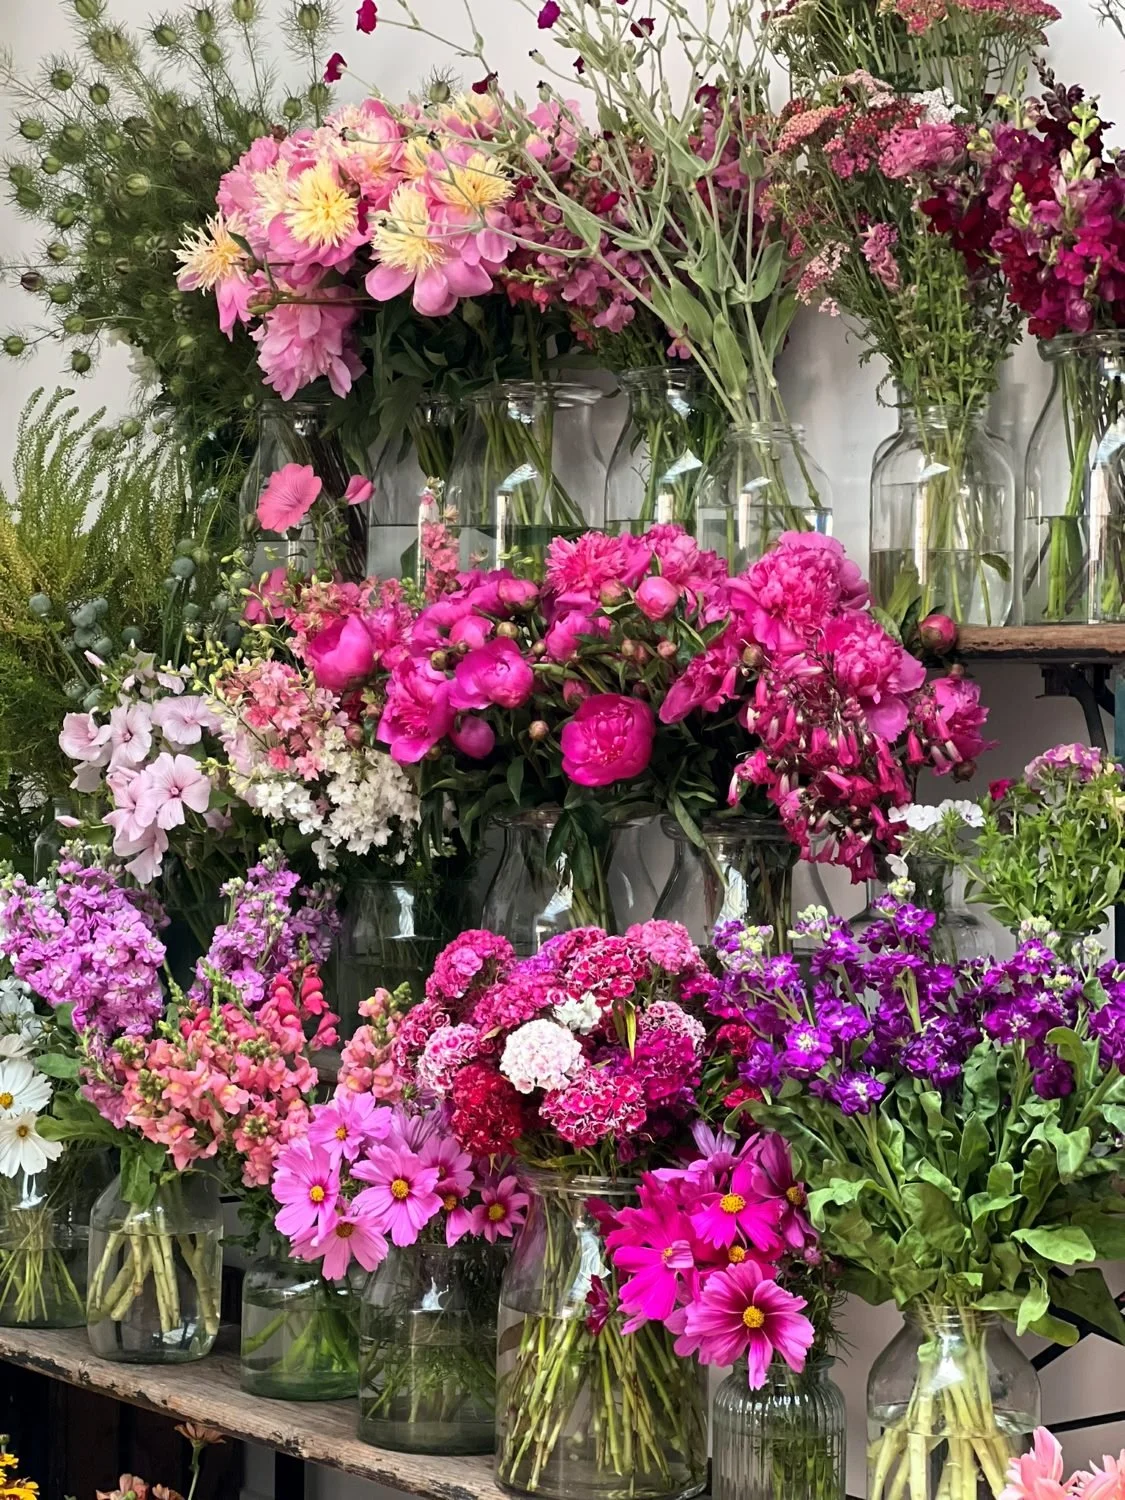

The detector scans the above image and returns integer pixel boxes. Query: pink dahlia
[676,1258,814,1384]
[256,463,323,533]
[999,1428,1069,1500]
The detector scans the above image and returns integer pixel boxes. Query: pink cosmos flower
[999,1428,1069,1500]
[560,694,655,787]
[352,1143,442,1246]
[308,1092,390,1163]
[676,1259,814,1385]
[273,1139,340,1238]
[344,475,375,505]
[691,1159,783,1253]
[150,695,220,747]
[606,1186,697,1331]
[309,1201,388,1279]
[471,1173,529,1243]
[133,753,211,830]
[257,464,323,533]
[305,614,377,692]
[749,1133,813,1251]
[450,639,535,711]
[377,655,454,763]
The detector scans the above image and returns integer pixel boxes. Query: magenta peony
[559,694,656,786]
[450,639,535,711]
[635,574,681,621]
[377,655,455,763]
[304,614,377,692]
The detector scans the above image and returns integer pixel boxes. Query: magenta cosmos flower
[691,1159,783,1254]
[273,1139,340,1239]
[305,1201,388,1279]
[256,463,323,532]
[676,1259,814,1385]
[750,1133,814,1251]
[308,1092,391,1164]
[352,1143,442,1246]
[471,1174,529,1243]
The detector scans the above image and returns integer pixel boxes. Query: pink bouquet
[1002,1428,1125,1500]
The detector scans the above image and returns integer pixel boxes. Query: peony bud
[495,621,520,639]
[599,580,626,608]
[620,638,637,659]
[528,719,550,741]
[634,574,680,621]
[430,650,449,672]
[741,643,765,669]
[656,639,678,660]
[919,612,958,656]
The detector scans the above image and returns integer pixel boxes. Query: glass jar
[867,1305,1040,1500]
[870,406,1015,625]
[1024,334,1125,623]
[712,1358,847,1500]
[86,1172,223,1363]
[241,396,372,581]
[358,1239,503,1454]
[331,875,474,1036]
[496,1172,707,1500]
[907,856,987,962]
[241,1257,359,1400]
[445,382,605,569]
[653,816,796,950]
[694,422,833,573]
[369,394,464,583]
[605,367,724,533]
[0,1149,110,1330]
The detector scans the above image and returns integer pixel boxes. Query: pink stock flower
[378,655,454,762]
[256,464,323,533]
[880,123,967,179]
[304,614,377,691]
[676,1259,814,1385]
[273,1139,340,1238]
[352,1143,443,1246]
[471,1173,529,1242]
[344,475,375,505]
[560,694,655,786]
[822,612,927,739]
[450,639,535,711]
[310,1201,388,1279]
[999,1428,1070,1500]
[134,753,211,831]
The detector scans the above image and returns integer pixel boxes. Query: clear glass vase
[0,1149,111,1330]
[496,1172,707,1500]
[653,816,796,950]
[86,1172,223,1363]
[1024,334,1125,623]
[331,875,474,1036]
[694,422,833,572]
[369,394,464,583]
[907,856,987,962]
[241,1257,359,1400]
[605,367,724,534]
[712,1358,847,1500]
[867,1305,1040,1500]
[480,810,651,954]
[870,406,1015,625]
[358,1239,503,1454]
[445,382,605,569]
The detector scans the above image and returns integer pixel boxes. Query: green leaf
[902,1181,968,1254]
[1049,1267,1125,1343]
[711,317,748,399]
[1013,1225,1096,1265]
[649,281,713,346]
[807,1176,876,1222]
[506,757,525,805]
[35,1051,80,1079]
[968,1190,1021,1223]
[120,1143,166,1209]
[1017,1276,1050,1336]
[957,1114,992,1189]
[749,240,786,304]
[1026,1311,1081,1346]
[1040,1118,1091,1183]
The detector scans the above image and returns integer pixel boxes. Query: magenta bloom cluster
[271,1096,528,1280]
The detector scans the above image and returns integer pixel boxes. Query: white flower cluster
[501,1020,584,1095]
[553,991,602,1034]
[0,979,62,1178]
[913,87,963,125]
[890,799,985,832]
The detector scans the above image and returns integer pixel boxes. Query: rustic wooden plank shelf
[957,625,1125,662]
[0,1325,506,1498]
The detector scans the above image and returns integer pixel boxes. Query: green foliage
[0,0,326,438]
[0,387,242,866]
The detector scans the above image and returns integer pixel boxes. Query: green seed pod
[162,577,181,595]
[92,229,112,248]
[14,188,44,213]
[50,68,74,91]
[175,538,196,558]
[82,688,101,712]
[91,635,114,657]
[61,123,86,149]
[282,96,303,121]
[194,6,216,34]
[231,0,257,19]
[170,140,194,160]
[307,82,330,114]
[41,156,63,175]
[175,333,195,352]
[28,593,52,617]
[182,602,202,623]
[200,40,222,64]
[89,81,110,106]
[89,27,133,66]
[73,626,98,648]
[71,601,98,629]
[296,3,323,31]
[168,375,188,398]
[114,259,133,277]
[223,622,243,650]
[7,164,33,188]
[99,130,124,154]
[228,570,251,593]
[91,597,109,618]
[63,314,86,334]
[53,206,77,229]
[191,547,211,567]
[74,0,103,18]
[123,172,150,197]
[20,272,43,294]
[90,428,113,451]
[64,679,86,701]
[70,350,92,373]
[119,419,141,439]
[48,283,73,305]
[120,625,142,647]
[210,590,230,613]
[47,242,68,263]
[18,119,45,141]
[152,22,178,45]
[2,336,27,358]
[214,147,232,170]
[151,418,169,435]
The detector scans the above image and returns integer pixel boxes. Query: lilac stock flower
[829,1071,887,1115]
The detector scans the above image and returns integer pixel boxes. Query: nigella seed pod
[194,7,217,35]
[18,119,45,141]
[152,23,178,46]
[89,26,133,65]
[41,156,62,175]
[2,336,27,358]
[170,140,195,160]
[231,0,258,19]
[46,242,68,263]
[20,272,43,294]
[50,68,74,91]
[48,283,73,304]
[15,187,43,212]
[282,96,302,120]
[60,123,86,148]
[119,418,141,438]
[123,173,150,196]
[200,41,223,64]
[74,0,103,17]
[89,81,110,106]
[297,3,324,31]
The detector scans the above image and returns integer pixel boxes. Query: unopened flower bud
[430,649,449,671]
[528,720,550,742]
[531,641,547,658]
[632,643,648,665]
[657,639,678,660]
[50,68,74,90]
[599,581,626,607]
[947,662,966,680]
[425,743,442,760]
[632,681,651,699]
[620,638,637,659]
[345,723,365,747]
[453,639,471,656]
[741,643,765,669]
[3,336,27,358]
[919,612,958,656]
[70,350,91,373]
[89,82,110,106]
[496,621,520,639]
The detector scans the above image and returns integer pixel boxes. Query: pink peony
[560,694,655,787]
[730,533,869,653]
[544,609,605,663]
[675,1259,814,1385]
[305,614,377,692]
[635,574,681,621]
[450,639,535,711]
[251,284,365,401]
[545,531,651,610]
[257,464,323,533]
[378,655,454,763]
[659,644,737,724]
[822,612,927,738]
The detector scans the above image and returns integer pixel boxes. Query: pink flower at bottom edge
[999,1428,1070,1500]
[310,1202,389,1279]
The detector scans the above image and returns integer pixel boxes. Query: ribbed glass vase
[712,1359,846,1500]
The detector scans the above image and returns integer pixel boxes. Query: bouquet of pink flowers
[1002,1427,1125,1500]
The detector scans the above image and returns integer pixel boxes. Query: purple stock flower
[829,1071,887,1115]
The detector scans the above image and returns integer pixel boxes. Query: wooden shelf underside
[957,626,1125,662]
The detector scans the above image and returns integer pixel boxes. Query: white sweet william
[500,1020,585,1095]
[553,991,602,1034]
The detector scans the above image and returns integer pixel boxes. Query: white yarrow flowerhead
[500,1020,585,1095]
[0,1058,52,1118]
[0,1112,63,1177]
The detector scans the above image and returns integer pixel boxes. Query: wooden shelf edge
[957,625,1125,662]
[0,1325,505,1499]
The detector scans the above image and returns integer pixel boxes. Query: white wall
[4,1,1125,1494]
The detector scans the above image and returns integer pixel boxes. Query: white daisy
[0,1113,63,1178]
[0,1058,52,1117]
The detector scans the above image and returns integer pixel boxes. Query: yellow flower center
[786,1185,806,1206]
[661,1246,675,1262]
[720,1193,746,1216]
[742,1305,766,1330]
[371,183,447,274]
[335,1126,348,1140]
[252,161,292,224]
[391,1177,411,1201]
[283,159,358,249]
[175,211,245,290]
[309,1184,326,1204]
[429,149,513,215]
[0,1094,13,1110]
[487,1203,506,1222]
[443,1193,460,1212]
[729,1245,748,1264]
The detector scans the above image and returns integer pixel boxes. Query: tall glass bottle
[653,816,796,949]
[605,367,722,533]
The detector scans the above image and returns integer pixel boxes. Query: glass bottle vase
[849,859,987,964]
[605,367,724,534]
[0,1149,111,1330]
[712,1358,847,1500]
[357,1239,503,1454]
[369,394,464,583]
[240,1257,359,1400]
[694,422,833,573]
[1024,333,1125,623]
[496,1171,708,1500]
[870,406,1015,625]
[445,381,605,570]
[241,396,373,582]
[867,1305,1040,1500]
[653,816,796,950]
[86,1172,223,1363]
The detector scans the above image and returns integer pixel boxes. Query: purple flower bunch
[0,859,167,1039]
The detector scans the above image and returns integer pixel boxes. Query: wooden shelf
[0,1325,506,1496]
[957,625,1125,662]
